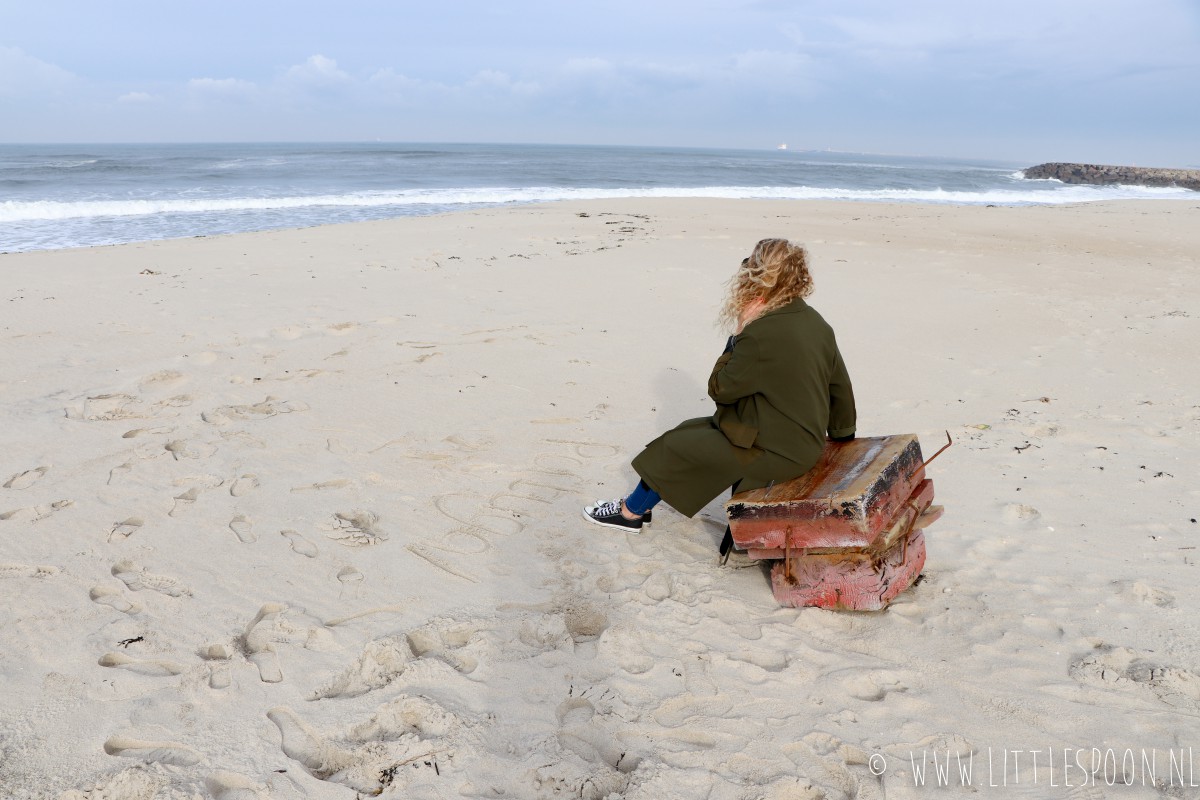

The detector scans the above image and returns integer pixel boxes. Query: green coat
[631,297,856,518]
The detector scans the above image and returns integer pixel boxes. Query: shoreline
[2,198,1198,798]
[5,194,1199,258]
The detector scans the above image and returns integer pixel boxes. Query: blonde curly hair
[718,238,814,331]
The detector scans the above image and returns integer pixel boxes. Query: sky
[2,0,1198,165]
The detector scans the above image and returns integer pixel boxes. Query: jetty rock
[1022,162,1200,191]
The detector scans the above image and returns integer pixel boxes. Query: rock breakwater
[1023,163,1200,191]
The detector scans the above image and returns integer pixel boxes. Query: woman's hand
[736,297,767,333]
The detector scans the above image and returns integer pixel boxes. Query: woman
[583,238,856,547]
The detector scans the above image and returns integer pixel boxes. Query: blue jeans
[624,480,661,516]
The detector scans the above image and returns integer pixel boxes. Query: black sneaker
[582,499,644,532]
[595,498,651,528]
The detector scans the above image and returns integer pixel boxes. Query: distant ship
[777,143,788,150]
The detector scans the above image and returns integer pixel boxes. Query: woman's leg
[624,479,661,516]
[583,480,661,532]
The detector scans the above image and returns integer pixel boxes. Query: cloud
[188,77,257,95]
[117,91,155,104]
[468,70,540,96]
[783,0,1200,78]
[0,47,74,96]
[728,50,816,92]
[368,68,428,91]
[284,54,351,88]
[183,77,259,113]
[562,57,615,76]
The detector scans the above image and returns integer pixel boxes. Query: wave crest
[2,183,1194,224]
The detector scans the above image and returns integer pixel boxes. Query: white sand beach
[2,198,1198,799]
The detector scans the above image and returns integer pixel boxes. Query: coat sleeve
[707,332,761,404]
[827,344,856,439]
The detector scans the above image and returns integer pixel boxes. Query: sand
[1,198,1198,799]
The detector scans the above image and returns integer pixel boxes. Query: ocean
[1,142,1194,253]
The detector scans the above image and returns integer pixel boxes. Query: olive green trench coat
[631,297,855,518]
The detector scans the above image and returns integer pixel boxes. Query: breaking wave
[2,182,1193,224]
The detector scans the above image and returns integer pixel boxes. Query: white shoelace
[591,499,622,516]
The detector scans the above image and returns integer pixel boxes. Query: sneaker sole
[581,508,643,533]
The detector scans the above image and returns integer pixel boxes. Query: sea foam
[2,183,1192,225]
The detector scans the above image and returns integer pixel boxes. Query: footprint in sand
[1001,503,1041,524]
[238,601,335,683]
[651,693,736,728]
[73,393,145,421]
[406,624,479,674]
[281,529,319,557]
[518,613,574,653]
[596,625,655,674]
[310,635,414,700]
[204,772,268,800]
[164,439,217,461]
[679,651,719,696]
[242,603,288,683]
[1069,645,1200,709]
[0,500,73,523]
[121,426,172,439]
[169,487,200,517]
[1,562,60,579]
[112,559,190,597]
[107,462,133,485]
[841,670,910,702]
[268,704,451,795]
[1116,580,1175,608]
[151,394,193,412]
[267,707,373,792]
[201,396,309,425]
[563,602,609,644]
[220,429,267,449]
[98,651,185,677]
[324,510,387,547]
[103,736,201,767]
[89,585,142,614]
[201,643,236,689]
[108,517,144,542]
[782,733,880,800]
[138,370,186,390]
[229,515,256,543]
[532,760,630,800]
[229,474,259,497]
[173,473,224,489]
[551,698,637,795]
[641,571,699,605]
[310,622,479,702]
[3,466,49,490]
[336,565,365,597]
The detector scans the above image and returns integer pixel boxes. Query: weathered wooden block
[725,435,926,552]
[769,525,927,611]
[745,479,935,560]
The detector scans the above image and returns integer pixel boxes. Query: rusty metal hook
[906,430,953,482]
[924,430,954,469]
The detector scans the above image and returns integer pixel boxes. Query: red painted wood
[744,479,935,560]
[725,435,926,551]
[723,434,942,610]
[769,527,927,611]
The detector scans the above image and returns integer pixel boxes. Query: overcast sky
[2,0,1198,164]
